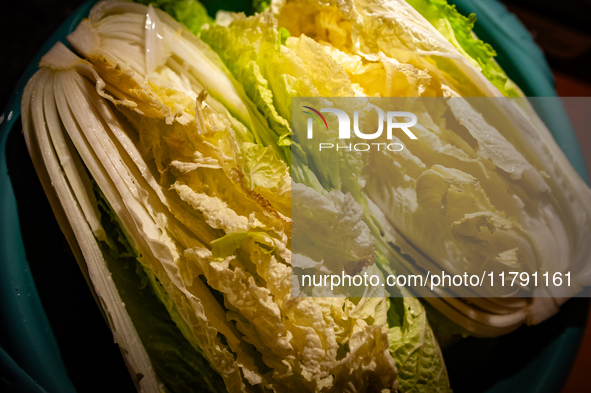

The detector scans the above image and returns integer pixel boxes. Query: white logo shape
[306,108,417,140]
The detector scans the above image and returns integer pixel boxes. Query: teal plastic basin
[0,1,588,392]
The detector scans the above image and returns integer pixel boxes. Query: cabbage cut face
[201,0,591,336]
[22,4,403,390]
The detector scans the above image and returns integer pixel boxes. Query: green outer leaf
[94,184,227,393]
[200,14,293,163]
[388,295,451,393]
[135,0,213,34]
[406,0,523,97]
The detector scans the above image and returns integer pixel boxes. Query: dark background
[1,0,590,392]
